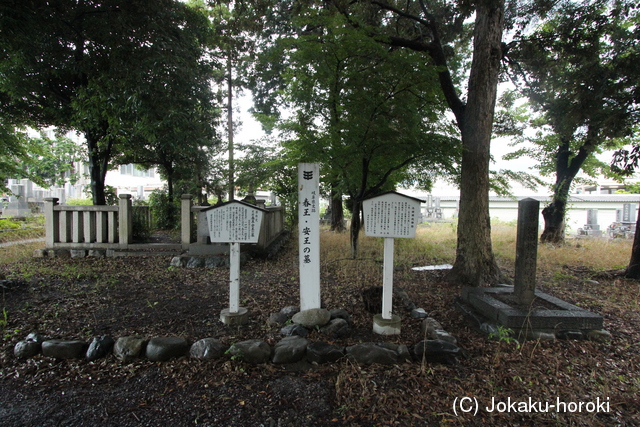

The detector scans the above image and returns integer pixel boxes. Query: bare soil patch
[1,238,639,426]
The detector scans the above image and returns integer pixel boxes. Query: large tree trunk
[625,204,640,279]
[86,130,108,206]
[349,198,362,258]
[330,186,345,232]
[540,200,566,243]
[444,0,508,286]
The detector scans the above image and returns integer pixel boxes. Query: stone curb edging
[13,308,463,366]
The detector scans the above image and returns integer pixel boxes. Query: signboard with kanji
[204,200,265,244]
[363,192,424,239]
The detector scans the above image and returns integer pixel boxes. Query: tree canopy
[0,0,218,204]
[506,0,640,242]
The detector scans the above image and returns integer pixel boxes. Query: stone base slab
[460,286,604,338]
[373,314,401,336]
[220,307,249,325]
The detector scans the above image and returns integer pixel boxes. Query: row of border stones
[14,333,461,366]
[13,311,462,366]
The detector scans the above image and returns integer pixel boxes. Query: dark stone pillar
[514,198,540,306]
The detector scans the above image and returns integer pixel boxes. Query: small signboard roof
[362,191,426,204]
[201,199,267,213]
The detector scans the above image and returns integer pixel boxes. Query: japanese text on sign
[363,193,422,238]
[206,203,264,243]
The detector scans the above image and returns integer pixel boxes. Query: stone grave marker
[298,163,321,311]
[4,184,31,217]
[204,200,266,325]
[363,191,424,335]
[622,203,636,224]
[514,198,540,306]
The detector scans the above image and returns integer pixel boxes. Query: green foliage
[132,201,152,242]
[0,122,42,193]
[505,0,640,194]
[0,219,20,230]
[0,0,218,205]
[66,198,93,206]
[22,131,83,188]
[149,188,179,231]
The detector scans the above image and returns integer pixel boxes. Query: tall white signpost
[363,191,424,335]
[204,200,265,325]
[298,163,321,311]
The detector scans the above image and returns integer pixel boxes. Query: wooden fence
[44,194,285,255]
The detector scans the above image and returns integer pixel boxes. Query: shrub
[149,189,180,230]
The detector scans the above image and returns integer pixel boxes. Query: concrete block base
[220,307,249,326]
[373,314,401,335]
[460,286,604,340]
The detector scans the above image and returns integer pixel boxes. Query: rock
[279,324,309,338]
[346,342,399,365]
[306,342,344,364]
[52,249,71,258]
[267,312,289,326]
[42,339,88,359]
[410,308,428,319]
[227,339,271,364]
[114,336,148,363]
[70,249,86,258]
[480,322,499,335]
[88,250,106,258]
[329,309,351,324]
[86,336,115,361]
[190,338,228,360]
[526,331,556,341]
[413,340,460,365]
[557,331,585,340]
[205,257,226,268]
[186,257,205,268]
[170,256,186,267]
[14,340,41,359]
[292,308,331,328]
[25,332,45,343]
[33,249,48,258]
[397,344,413,363]
[428,329,457,345]
[272,336,310,364]
[421,317,443,335]
[319,318,350,338]
[587,329,612,343]
[280,306,300,318]
[146,337,189,362]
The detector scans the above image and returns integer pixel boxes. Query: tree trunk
[444,0,508,286]
[86,131,107,205]
[330,186,345,232]
[625,203,640,279]
[350,199,362,258]
[540,200,566,243]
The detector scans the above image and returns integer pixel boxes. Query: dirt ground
[1,239,639,426]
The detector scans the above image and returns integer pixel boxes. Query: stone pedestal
[373,314,401,335]
[220,307,249,325]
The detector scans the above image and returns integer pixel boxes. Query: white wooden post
[298,163,321,311]
[229,242,240,313]
[181,194,193,250]
[382,237,395,320]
